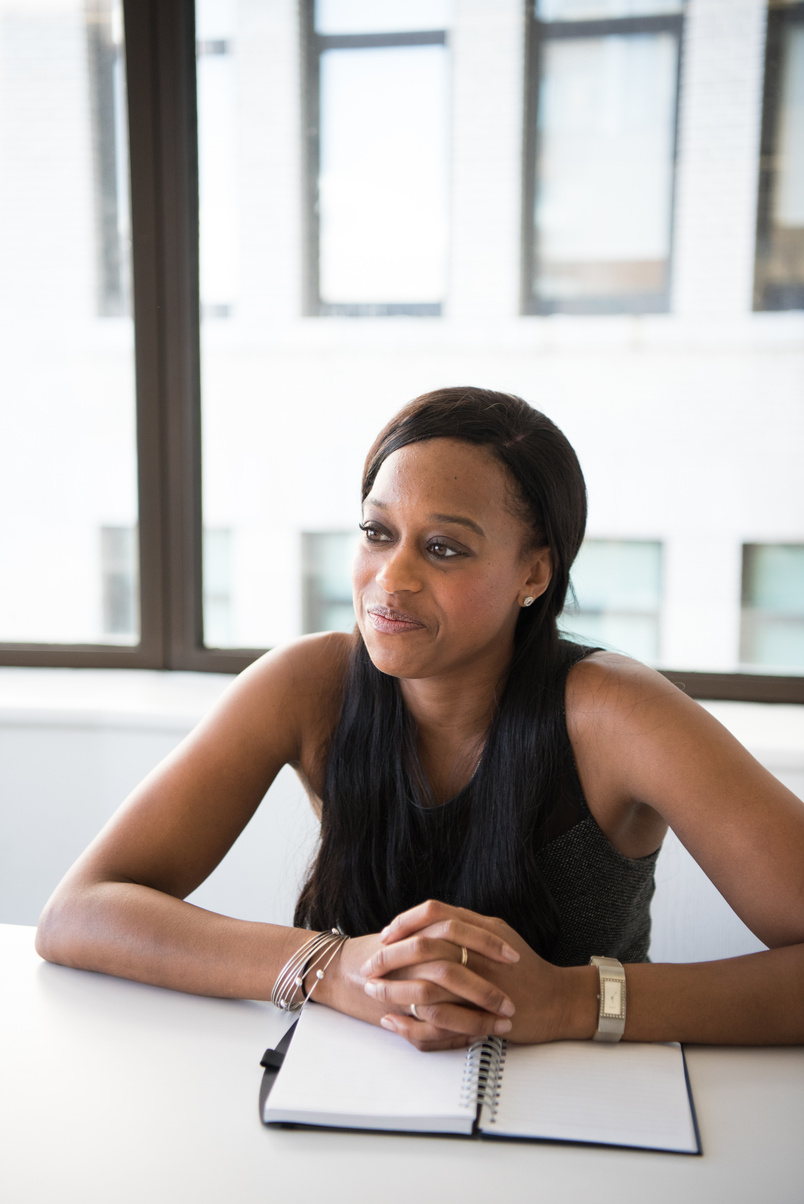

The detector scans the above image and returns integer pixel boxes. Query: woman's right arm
[36,631,520,1037]
[35,634,345,1001]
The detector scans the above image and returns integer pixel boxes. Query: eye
[427,540,461,559]
[358,521,392,543]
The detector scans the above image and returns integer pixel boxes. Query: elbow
[35,879,90,968]
[35,890,69,965]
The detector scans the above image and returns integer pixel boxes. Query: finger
[364,967,515,1018]
[381,900,487,945]
[384,1003,512,1042]
[379,904,519,964]
[363,924,518,978]
[380,1015,473,1052]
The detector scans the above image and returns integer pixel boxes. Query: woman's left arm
[363,656,804,1047]
[566,653,804,1045]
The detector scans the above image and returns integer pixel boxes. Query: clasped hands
[344,899,569,1051]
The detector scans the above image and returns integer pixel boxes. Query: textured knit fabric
[532,645,660,966]
[534,809,659,967]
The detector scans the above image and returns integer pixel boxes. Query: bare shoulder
[566,649,680,717]
[211,630,352,768]
[242,629,352,698]
[564,648,743,787]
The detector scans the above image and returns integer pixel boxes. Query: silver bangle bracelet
[271,928,349,1013]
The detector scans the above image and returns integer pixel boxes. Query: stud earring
[522,596,535,607]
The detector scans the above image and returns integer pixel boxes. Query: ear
[519,547,552,607]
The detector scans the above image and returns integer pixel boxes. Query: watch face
[602,979,624,1018]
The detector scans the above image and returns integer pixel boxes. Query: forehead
[368,438,516,519]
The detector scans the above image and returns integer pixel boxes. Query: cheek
[447,570,510,624]
[351,549,375,612]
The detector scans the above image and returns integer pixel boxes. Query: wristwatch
[589,956,626,1042]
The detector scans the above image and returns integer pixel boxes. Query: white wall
[2,668,802,965]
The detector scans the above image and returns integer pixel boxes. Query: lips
[367,605,426,634]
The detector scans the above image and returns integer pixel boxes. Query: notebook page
[264,1004,476,1134]
[482,1041,698,1152]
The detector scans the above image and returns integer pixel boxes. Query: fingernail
[359,960,372,976]
[499,998,515,1017]
[380,926,390,939]
[380,1016,397,1032]
[364,979,379,996]
[493,1019,512,1035]
[501,945,520,962]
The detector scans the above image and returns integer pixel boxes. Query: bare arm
[569,653,804,1044]
[35,635,342,999]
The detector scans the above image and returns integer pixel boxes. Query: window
[304,0,450,315]
[0,0,139,653]
[87,0,132,317]
[561,540,662,662]
[101,526,138,638]
[202,528,233,647]
[302,532,356,634]
[741,544,804,670]
[524,0,684,314]
[2,0,803,704]
[197,28,236,319]
[754,1,804,311]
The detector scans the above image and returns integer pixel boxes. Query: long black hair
[295,387,588,956]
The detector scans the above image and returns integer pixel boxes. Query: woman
[36,387,804,1050]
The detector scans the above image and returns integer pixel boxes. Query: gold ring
[410,1003,422,1020]
[460,945,468,967]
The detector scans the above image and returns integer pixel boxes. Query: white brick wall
[672,0,768,315]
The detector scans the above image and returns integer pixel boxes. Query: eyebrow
[364,497,486,538]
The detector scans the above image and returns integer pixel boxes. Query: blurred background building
[1,0,802,675]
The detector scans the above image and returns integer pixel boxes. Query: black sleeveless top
[412,644,660,967]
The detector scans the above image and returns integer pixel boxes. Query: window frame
[1,0,802,701]
[301,1,448,317]
[753,0,804,312]
[521,3,685,316]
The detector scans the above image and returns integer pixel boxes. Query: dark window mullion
[535,15,683,39]
[151,0,266,670]
[316,30,446,51]
[123,0,169,669]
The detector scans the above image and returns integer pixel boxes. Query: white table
[2,923,803,1204]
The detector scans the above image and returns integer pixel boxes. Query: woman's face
[352,438,551,685]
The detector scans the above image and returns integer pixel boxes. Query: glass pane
[302,532,357,634]
[315,0,451,35]
[0,0,138,645]
[755,21,804,309]
[570,540,662,611]
[561,541,662,662]
[534,32,677,308]
[197,32,238,315]
[318,45,449,307]
[537,0,682,18]
[741,546,804,669]
[742,545,804,613]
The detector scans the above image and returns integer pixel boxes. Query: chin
[359,631,429,681]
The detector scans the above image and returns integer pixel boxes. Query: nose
[375,540,422,595]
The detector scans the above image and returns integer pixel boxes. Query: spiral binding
[460,1035,508,1123]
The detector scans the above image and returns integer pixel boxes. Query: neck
[398,650,514,805]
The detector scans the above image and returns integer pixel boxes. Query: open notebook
[260,1004,701,1154]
